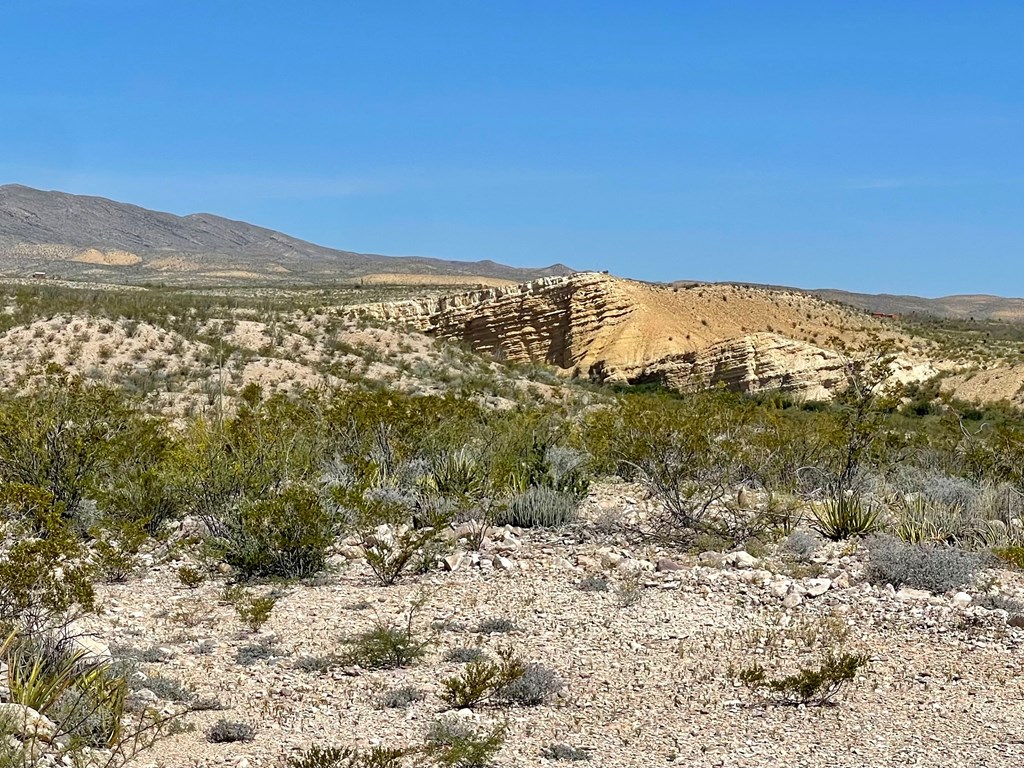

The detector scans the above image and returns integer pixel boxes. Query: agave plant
[812,495,879,540]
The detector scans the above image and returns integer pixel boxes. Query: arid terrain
[0,265,1024,768]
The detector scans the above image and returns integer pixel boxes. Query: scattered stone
[656,558,682,572]
[896,587,932,602]
[804,578,832,597]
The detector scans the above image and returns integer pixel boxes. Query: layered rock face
[353,272,634,370]
[632,332,848,400]
[353,271,925,400]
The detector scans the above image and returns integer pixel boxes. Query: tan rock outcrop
[353,271,923,399]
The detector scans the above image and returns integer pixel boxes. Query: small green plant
[439,647,526,710]
[177,565,206,589]
[343,611,428,670]
[235,592,278,632]
[422,716,506,768]
[289,746,406,768]
[614,573,644,608]
[207,719,255,743]
[812,495,879,540]
[737,651,868,706]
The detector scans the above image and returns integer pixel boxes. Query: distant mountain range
[808,288,1024,322]
[0,184,572,286]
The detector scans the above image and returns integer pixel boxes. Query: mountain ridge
[0,184,572,285]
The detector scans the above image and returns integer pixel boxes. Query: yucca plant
[812,495,879,540]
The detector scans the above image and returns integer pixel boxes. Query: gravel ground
[72,485,1024,768]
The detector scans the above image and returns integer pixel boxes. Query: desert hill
[0,184,571,286]
[354,272,934,399]
[810,288,1024,322]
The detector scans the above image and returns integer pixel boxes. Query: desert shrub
[475,617,517,635]
[144,674,196,703]
[540,744,592,761]
[439,648,525,709]
[0,512,96,629]
[379,685,425,709]
[737,651,868,705]
[443,647,485,663]
[496,486,577,528]
[586,391,763,542]
[422,716,506,768]
[210,485,338,580]
[290,746,406,768]
[360,522,443,586]
[576,575,610,592]
[235,641,276,667]
[614,573,644,608]
[812,495,879,540]
[343,612,428,670]
[90,520,147,583]
[234,592,278,632]
[207,719,255,743]
[781,531,819,558]
[865,535,984,593]
[177,565,206,589]
[492,662,562,706]
[994,546,1024,570]
[0,372,142,526]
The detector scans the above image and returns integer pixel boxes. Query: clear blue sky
[3,1,1022,296]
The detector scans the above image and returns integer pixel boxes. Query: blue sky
[3,1,1022,296]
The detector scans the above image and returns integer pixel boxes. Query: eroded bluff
[352,272,895,399]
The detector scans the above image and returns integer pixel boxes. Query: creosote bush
[423,716,506,768]
[439,647,526,710]
[737,651,868,706]
[343,611,428,670]
[290,746,406,768]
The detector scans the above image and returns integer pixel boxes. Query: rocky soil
[38,483,1024,768]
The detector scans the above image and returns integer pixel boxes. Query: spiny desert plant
[812,495,879,540]
[540,743,592,761]
[496,486,577,529]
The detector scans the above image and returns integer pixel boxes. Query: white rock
[495,556,515,571]
[0,703,57,742]
[442,552,465,571]
[805,578,832,597]
[727,551,758,569]
[782,592,803,609]
[952,592,972,608]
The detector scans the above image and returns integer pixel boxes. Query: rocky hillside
[354,272,933,398]
[0,184,571,286]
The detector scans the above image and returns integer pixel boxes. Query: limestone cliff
[352,271,923,399]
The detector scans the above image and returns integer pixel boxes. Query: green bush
[290,746,406,768]
[422,717,506,768]
[343,612,428,670]
[737,651,868,706]
[439,648,525,710]
[210,485,337,580]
